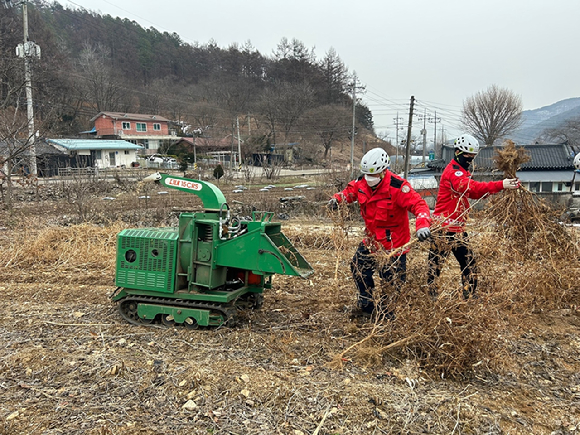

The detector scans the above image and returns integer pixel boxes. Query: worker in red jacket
[329,148,432,318]
[427,134,520,300]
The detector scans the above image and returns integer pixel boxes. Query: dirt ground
[0,177,579,434]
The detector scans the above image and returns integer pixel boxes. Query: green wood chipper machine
[111,172,313,328]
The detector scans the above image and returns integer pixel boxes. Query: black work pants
[427,231,478,299]
[350,242,407,314]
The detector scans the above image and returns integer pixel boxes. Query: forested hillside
[0,0,378,162]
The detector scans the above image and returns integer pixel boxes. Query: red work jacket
[433,159,503,232]
[334,171,431,254]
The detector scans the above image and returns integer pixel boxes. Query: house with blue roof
[2,138,145,178]
[47,139,144,169]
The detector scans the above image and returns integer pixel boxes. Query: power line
[8,3,576,149]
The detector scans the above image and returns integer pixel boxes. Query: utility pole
[230,121,235,170]
[428,111,441,158]
[420,108,427,164]
[350,71,357,179]
[236,116,242,170]
[15,1,40,176]
[393,113,404,172]
[404,96,415,179]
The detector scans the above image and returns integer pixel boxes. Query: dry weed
[0,222,126,284]
[484,140,580,307]
[323,141,580,377]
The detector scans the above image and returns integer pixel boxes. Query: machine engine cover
[116,228,179,293]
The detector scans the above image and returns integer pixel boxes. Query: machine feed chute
[259,229,313,278]
[215,212,313,278]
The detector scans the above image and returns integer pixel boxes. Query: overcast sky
[60,0,580,142]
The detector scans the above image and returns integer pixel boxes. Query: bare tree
[138,77,172,115]
[0,139,33,209]
[537,117,580,148]
[258,81,314,145]
[0,6,62,209]
[198,76,256,116]
[302,104,351,159]
[462,85,523,146]
[75,42,131,112]
[0,61,40,209]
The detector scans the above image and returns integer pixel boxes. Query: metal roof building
[47,139,144,151]
[427,143,575,172]
[422,142,577,199]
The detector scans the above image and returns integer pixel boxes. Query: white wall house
[47,139,144,168]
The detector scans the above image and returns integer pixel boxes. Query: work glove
[327,198,339,211]
[416,227,431,242]
[502,178,521,190]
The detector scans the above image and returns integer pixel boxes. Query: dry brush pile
[310,140,580,378]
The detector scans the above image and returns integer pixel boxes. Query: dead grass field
[0,175,579,435]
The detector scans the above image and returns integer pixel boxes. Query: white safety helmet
[574,152,580,171]
[360,148,390,175]
[454,134,480,154]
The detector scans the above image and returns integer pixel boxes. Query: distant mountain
[509,98,580,144]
